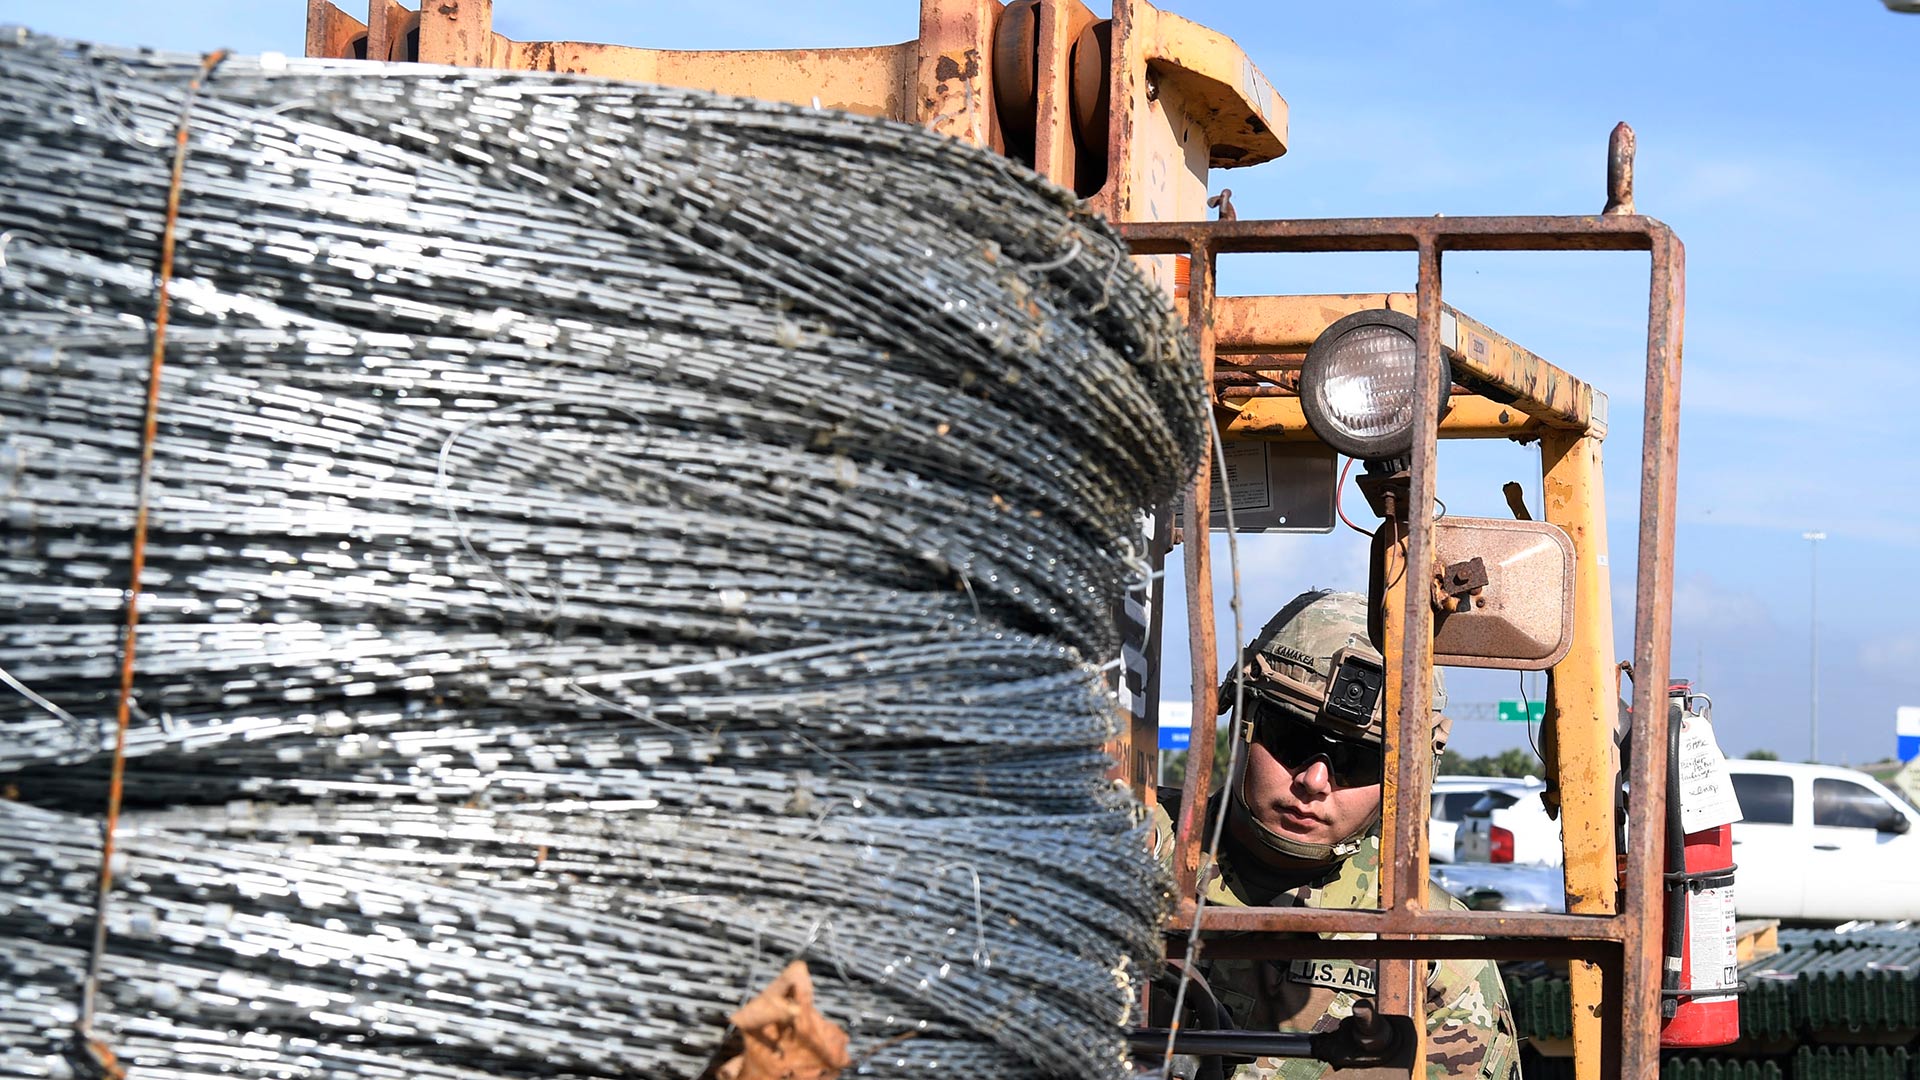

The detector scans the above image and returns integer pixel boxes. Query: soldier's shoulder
[1428,952,1506,1002]
[1148,789,1250,907]
[1295,834,1380,911]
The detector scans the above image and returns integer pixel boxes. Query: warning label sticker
[1687,883,1739,1004]
[1208,442,1274,514]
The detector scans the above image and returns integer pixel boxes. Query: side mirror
[1882,813,1912,836]
[1368,516,1576,671]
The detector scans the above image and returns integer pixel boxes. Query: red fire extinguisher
[1659,682,1741,1048]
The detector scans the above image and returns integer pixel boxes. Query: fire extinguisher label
[1687,882,1739,1002]
[1678,714,1743,833]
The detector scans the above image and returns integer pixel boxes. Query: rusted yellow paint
[1126,0,1288,167]
[362,0,410,63]
[1093,0,1288,226]
[507,43,919,119]
[416,0,494,69]
[1208,292,1598,437]
[304,0,366,61]
[915,0,998,148]
[1113,44,1211,287]
[1540,429,1618,1080]
[312,0,920,113]
[1374,520,1430,1064]
[1031,0,1102,187]
[1446,306,1593,431]
[1214,293,1415,354]
[1223,394,1545,442]
[305,0,1289,226]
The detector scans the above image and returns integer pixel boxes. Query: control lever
[1126,1000,1417,1070]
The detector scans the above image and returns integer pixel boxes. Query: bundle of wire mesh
[0,31,1207,1080]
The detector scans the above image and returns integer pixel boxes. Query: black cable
[1520,672,1543,764]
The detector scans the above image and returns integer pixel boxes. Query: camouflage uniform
[1157,588,1520,1077]
[1151,808,1520,1079]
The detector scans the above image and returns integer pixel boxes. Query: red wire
[1336,457,1374,536]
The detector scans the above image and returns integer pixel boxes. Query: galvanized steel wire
[0,32,1205,1079]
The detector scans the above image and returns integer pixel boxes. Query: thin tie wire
[0,229,72,310]
[929,863,993,970]
[1160,404,1248,1080]
[77,45,229,1073]
[0,662,91,754]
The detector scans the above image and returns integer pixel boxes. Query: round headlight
[1299,309,1451,461]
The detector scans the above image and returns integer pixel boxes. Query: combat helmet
[1221,589,1451,865]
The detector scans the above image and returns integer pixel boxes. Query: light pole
[1804,530,1825,762]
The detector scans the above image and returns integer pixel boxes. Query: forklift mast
[303,5,1687,1077]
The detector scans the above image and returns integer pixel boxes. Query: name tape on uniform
[1287,959,1378,996]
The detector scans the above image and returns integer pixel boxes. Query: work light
[1299,309,1450,461]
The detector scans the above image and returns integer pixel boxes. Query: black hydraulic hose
[1127,1029,1317,1059]
[1662,692,1688,1017]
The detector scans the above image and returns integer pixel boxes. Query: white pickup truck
[1429,775,1544,863]
[1726,759,1920,922]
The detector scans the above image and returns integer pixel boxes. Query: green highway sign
[1497,700,1546,724]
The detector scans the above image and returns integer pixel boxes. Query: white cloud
[1671,575,1775,637]
[1664,157,1785,213]
[1860,637,1920,685]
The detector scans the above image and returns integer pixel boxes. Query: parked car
[1726,759,1920,922]
[1454,778,1562,865]
[1430,775,1543,864]
[1431,861,1566,913]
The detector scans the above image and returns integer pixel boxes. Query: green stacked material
[1504,924,1920,1077]
[1659,1056,1784,1080]
[1746,935,1920,1036]
[1788,1045,1912,1080]
[1780,929,1920,954]
[1743,972,1808,1040]
[1504,966,1576,1040]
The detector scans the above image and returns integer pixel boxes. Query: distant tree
[1437,747,1541,779]
[1744,748,1780,761]
[1160,723,1233,792]
[1489,748,1540,778]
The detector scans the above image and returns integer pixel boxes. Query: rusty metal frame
[1209,291,1597,441]
[300,0,1287,202]
[1122,211,1684,1079]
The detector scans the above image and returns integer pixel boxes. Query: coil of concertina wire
[0,32,1207,1080]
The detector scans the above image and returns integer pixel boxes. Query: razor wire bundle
[0,31,1207,1080]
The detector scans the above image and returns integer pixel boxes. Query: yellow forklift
[301,3,1690,1075]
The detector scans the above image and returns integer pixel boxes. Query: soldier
[1153,589,1520,1079]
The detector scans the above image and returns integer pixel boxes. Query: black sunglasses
[1252,707,1384,788]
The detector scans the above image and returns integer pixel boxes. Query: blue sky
[8,1,1918,764]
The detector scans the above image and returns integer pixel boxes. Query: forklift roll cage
[1127,191,1685,1077]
